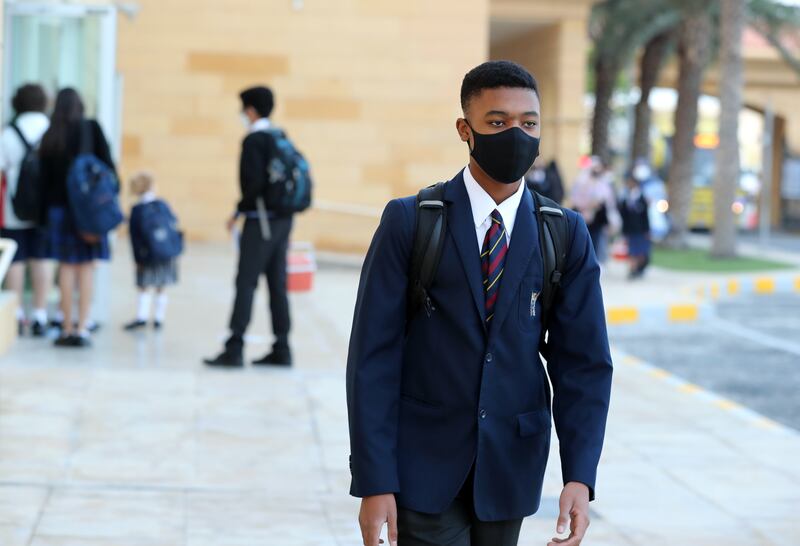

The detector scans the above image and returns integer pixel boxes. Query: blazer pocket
[517,408,552,437]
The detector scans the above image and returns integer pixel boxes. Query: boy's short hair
[460,61,539,112]
[129,171,155,195]
[12,84,47,115]
[240,86,274,118]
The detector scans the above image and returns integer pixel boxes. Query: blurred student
[570,156,619,264]
[0,84,52,336]
[525,158,564,204]
[39,88,120,348]
[205,85,312,368]
[619,173,651,279]
[124,171,182,330]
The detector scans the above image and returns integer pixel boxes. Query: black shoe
[203,350,244,368]
[54,335,72,347]
[73,335,92,348]
[31,321,47,337]
[252,350,292,367]
[153,321,163,330]
[17,320,26,337]
[50,318,64,331]
[124,320,147,331]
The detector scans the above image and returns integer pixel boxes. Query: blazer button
[479,409,487,419]
[485,353,493,363]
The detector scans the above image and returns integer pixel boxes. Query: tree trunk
[711,0,745,258]
[666,12,712,248]
[631,30,673,162]
[591,55,618,163]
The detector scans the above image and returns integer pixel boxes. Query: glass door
[3,2,118,153]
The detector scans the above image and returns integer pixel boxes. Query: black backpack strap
[9,123,32,152]
[533,190,570,352]
[408,182,447,318]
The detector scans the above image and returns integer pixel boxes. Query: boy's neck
[468,159,521,205]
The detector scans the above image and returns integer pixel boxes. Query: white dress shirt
[462,165,526,253]
[249,117,271,133]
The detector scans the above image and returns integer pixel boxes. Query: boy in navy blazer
[347,61,613,546]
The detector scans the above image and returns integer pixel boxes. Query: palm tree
[711,0,746,258]
[665,8,713,248]
[631,30,676,162]
[589,0,681,162]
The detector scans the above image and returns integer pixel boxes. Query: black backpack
[261,128,313,215]
[408,182,570,348]
[9,123,44,222]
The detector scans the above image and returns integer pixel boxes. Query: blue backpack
[262,128,312,215]
[137,200,183,262]
[66,122,123,238]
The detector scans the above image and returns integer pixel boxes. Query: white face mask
[239,112,251,129]
[633,165,651,181]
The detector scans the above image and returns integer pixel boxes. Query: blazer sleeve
[546,211,613,501]
[237,134,269,213]
[129,205,146,264]
[346,198,413,498]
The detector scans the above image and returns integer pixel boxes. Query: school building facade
[1,0,595,252]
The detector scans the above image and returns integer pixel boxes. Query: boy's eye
[524,121,538,128]
[488,120,505,127]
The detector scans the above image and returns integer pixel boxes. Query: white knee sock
[154,293,168,323]
[33,308,48,325]
[137,292,152,322]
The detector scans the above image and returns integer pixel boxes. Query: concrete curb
[606,272,800,327]
[613,348,798,437]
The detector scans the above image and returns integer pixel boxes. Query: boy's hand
[226,215,238,232]
[359,494,398,546]
[548,482,590,546]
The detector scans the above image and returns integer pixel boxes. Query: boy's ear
[456,118,471,143]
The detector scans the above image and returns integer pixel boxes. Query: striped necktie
[481,209,508,325]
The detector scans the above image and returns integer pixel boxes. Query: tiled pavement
[0,243,798,545]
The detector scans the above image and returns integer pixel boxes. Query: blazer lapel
[490,188,538,334]
[444,172,488,333]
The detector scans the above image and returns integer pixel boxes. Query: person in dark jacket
[39,88,116,347]
[204,85,294,368]
[124,171,180,330]
[619,173,651,279]
[348,61,612,546]
[525,158,564,204]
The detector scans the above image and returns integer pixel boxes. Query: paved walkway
[0,242,798,545]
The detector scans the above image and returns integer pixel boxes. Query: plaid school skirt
[46,206,110,264]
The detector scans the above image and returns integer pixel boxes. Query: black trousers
[397,469,523,546]
[226,217,293,353]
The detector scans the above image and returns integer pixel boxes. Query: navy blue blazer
[346,170,613,522]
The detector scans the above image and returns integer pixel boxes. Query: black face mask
[467,123,540,184]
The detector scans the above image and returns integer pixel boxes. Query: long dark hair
[39,88,85,156]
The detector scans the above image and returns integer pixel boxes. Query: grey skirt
[136,259,178,289]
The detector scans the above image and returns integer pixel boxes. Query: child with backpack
[124,171,182,330]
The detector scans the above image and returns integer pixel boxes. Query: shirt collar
[249,118,271,133]
[139,191,156,203]
[462,165,525,229]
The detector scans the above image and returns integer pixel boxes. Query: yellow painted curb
[678,383,702,394]
[754,277,776,294]
[607,307,639,325]
[668,305,699,322]
[649,369,670,379]
[795,276,800,293]
[727,279,740,296]
[715,399,741,411]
